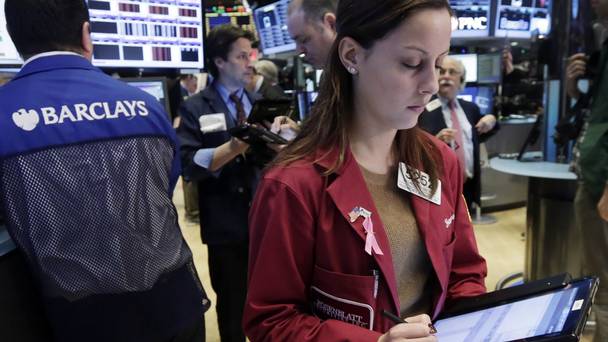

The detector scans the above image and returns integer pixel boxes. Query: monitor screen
[0,0,22,66]
[435,285,580,341]
[494,0,552,38]
[449,0,491,38]
[121,77,171,117]
[87,0,204,69]
[458,86,494,115]
[477,53,502,84]
[451,54,478,83]
[205,12,256,36]
[254,0,296,55]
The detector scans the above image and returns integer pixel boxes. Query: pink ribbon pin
[362,216,383,256]
[349,206,383,256]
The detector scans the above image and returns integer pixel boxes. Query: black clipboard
[246,99,293,125]
[228,123,288,145]
[434,275,599,342]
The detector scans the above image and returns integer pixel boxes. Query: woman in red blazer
[244,1,487,341]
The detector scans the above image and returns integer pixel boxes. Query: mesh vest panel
[0,136,192,301]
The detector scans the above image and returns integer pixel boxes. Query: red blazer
[244,134,487,341]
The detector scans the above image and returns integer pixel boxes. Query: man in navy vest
[0,1,209,341]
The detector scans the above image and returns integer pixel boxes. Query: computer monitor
[494,0,552,39]
[477,53,502,84]
[204,12,256,36]
[0,0,22,66]
[458,86,494,115]
[254,0,296,55]
[87,0,205,69]
[451,54,478,83]
[121,77,171,118]
[449,0,491,38]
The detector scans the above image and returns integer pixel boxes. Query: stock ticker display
[495,0,551,38]
[87,0,205,69]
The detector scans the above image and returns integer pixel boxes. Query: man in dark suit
[418,56,498,213]
[177,25,261,342]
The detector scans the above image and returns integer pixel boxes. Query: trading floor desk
[490,157,580,281]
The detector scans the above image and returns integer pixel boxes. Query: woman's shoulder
[262,156,325,191]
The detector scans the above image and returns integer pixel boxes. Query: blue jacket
[177,84,260,244]
[0,54,206,342]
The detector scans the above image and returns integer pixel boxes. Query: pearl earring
[348,66,358,74]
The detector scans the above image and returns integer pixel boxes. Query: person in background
[246,59,288,100]
[170,74,199,125]
[287,0,338,70]
[569,1,608,340]
[418,56,498,213]
[244,0,487,340]
[177,24,259,342]
[168,74,201,224]
[0,1,209,341]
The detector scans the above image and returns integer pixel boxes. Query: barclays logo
[12,108,40,131]
[11,100,149,132]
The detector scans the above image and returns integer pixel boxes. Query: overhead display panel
[254,0,296,55]
[87,0,205,69]
[0,0,22,66]
[449,0,491,38]
[204,13,256,43]
[494,0,551,38]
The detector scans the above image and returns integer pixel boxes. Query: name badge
[310,286,374,330]
[199,113,227,134]
[425,98,441,112]
[397,162,441,205]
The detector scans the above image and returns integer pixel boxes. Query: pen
[381,310,438,334]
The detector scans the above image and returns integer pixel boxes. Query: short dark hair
[5,0,90,59]
[205,25,254,78]
[288,0,338,23]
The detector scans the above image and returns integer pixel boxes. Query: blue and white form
[0,53,192,301]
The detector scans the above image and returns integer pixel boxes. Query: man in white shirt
[418,56,498,212]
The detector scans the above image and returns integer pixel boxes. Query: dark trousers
[182,179,199,221]
[207,242,248,342]
[0,250,53,342]
[169,319,205,342]
[463,177,475,213]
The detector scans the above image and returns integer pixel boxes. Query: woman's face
[352,8,451,131]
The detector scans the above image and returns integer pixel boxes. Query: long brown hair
[273,0,451,192]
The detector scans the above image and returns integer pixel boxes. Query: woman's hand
[269,115,300,141]
[378,314,437,342]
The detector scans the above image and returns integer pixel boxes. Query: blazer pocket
[310,265,377,330]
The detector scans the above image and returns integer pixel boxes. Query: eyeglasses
[438,67,462,76]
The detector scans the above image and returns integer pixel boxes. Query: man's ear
[214,57,225,72]
[81,22,93,60]
[323,12,337,33]
[338,36,362,74]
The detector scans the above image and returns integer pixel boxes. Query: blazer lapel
[321,148,401,314]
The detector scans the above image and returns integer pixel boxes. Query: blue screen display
[458,86,495,115]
